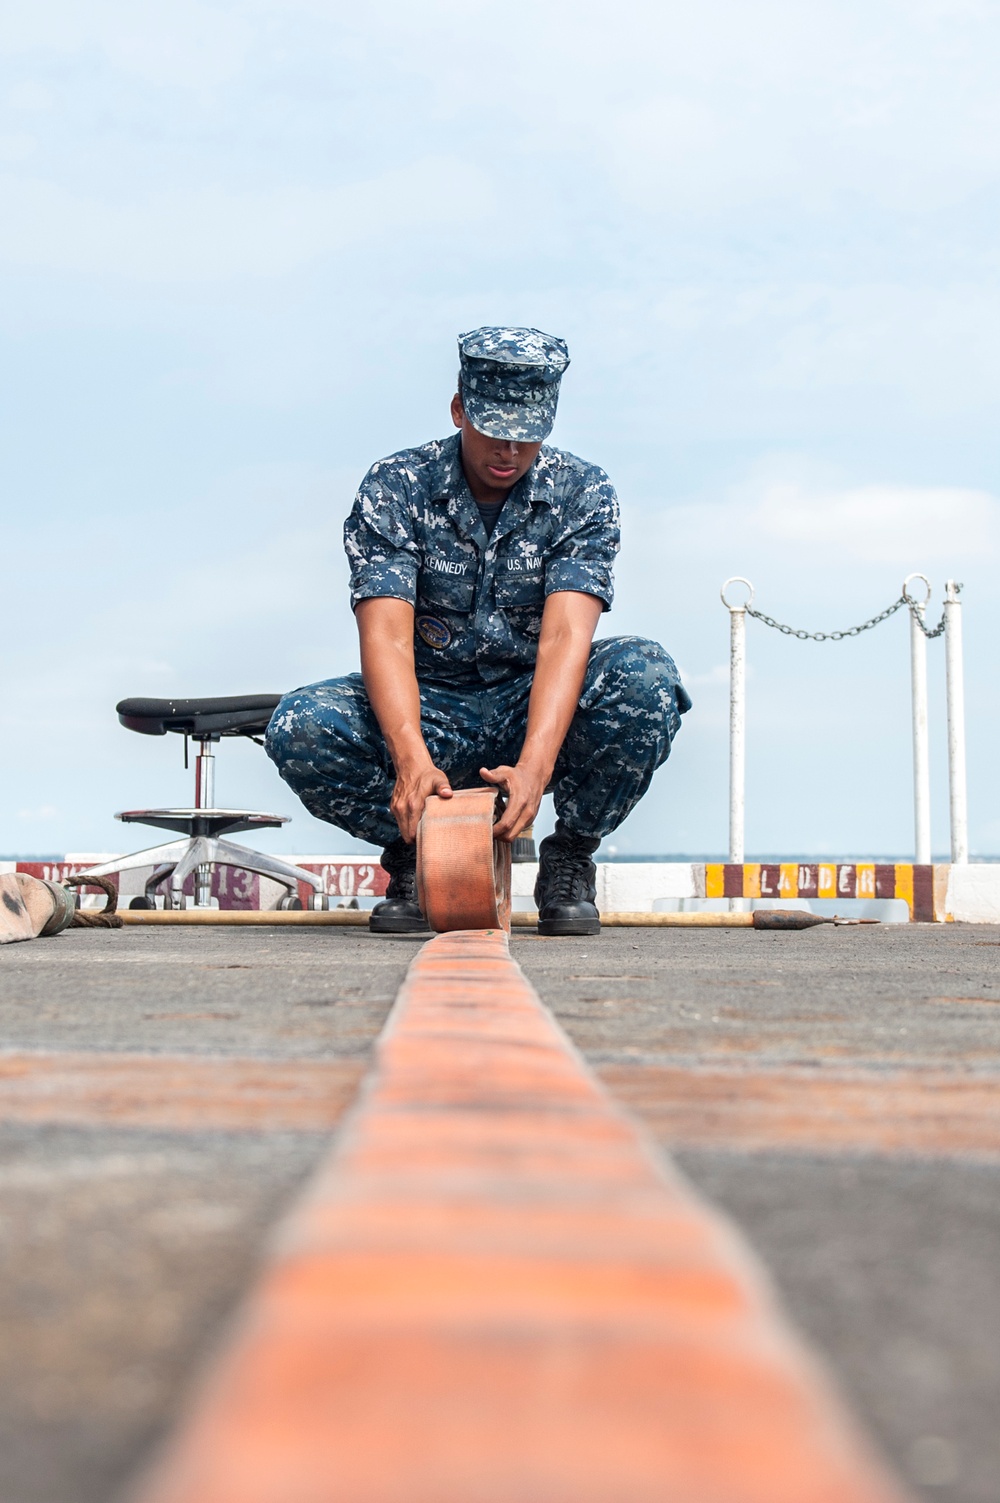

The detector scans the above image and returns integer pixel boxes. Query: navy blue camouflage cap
[458,326,570,442]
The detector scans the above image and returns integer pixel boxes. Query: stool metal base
[82,833,326,910]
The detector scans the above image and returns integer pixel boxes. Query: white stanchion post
[944,579,968,864]
[903,574,932,865]
[729,607,746,864]
[721,579,753,866]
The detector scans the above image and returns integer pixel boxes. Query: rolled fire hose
[416,786,512,932]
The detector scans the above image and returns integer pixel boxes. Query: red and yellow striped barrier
[706,862,943,921]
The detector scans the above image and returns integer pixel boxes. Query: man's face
[451,392,542,502]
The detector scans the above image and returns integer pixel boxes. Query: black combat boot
[369,837,431,934]
[534,822,601,936]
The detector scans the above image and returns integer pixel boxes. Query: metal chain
[745,589,955,642]
[745,596,907,641]
[912,603,950,639]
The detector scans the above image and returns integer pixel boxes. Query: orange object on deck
[135,930,908,1503]
[416,785,512,932]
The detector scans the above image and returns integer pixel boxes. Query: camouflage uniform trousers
[265,636,690,850]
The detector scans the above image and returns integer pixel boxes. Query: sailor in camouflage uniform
[266,327,691,934]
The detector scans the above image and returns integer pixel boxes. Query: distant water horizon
[6,851,999,865]
[595,852,1000,864]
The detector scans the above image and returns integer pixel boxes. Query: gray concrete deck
[0,922,998,1502]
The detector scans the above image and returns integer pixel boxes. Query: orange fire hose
[416,786,512,933]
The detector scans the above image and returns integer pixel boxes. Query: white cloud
[611,472,998,676]
[0,158,493,281]
[6,0,1000,220]
[653,478,999,570]
[0,133,35,163]
[755,483,998,564]
[0,0,257,90]
[556,2,1000,219]
[677,663,731,688]
[6,82,54,111]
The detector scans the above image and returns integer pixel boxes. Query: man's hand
[356,598,452,844]
[480,761,548,842]
[481,592,603,842]
[391,760,453,845]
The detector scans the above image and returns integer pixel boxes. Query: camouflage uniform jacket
[344,433,620,686]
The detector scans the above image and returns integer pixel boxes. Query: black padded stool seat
[84,689,325,911]
[117,695,281,738]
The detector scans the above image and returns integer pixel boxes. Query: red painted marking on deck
[600,1063,1000,1158]
[135,930,907,1503]
[0,1052,364,1132]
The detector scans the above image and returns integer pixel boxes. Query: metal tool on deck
[749,909,877,928]
[416,787,512,932]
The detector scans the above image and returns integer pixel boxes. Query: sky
[1,0,999,860]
